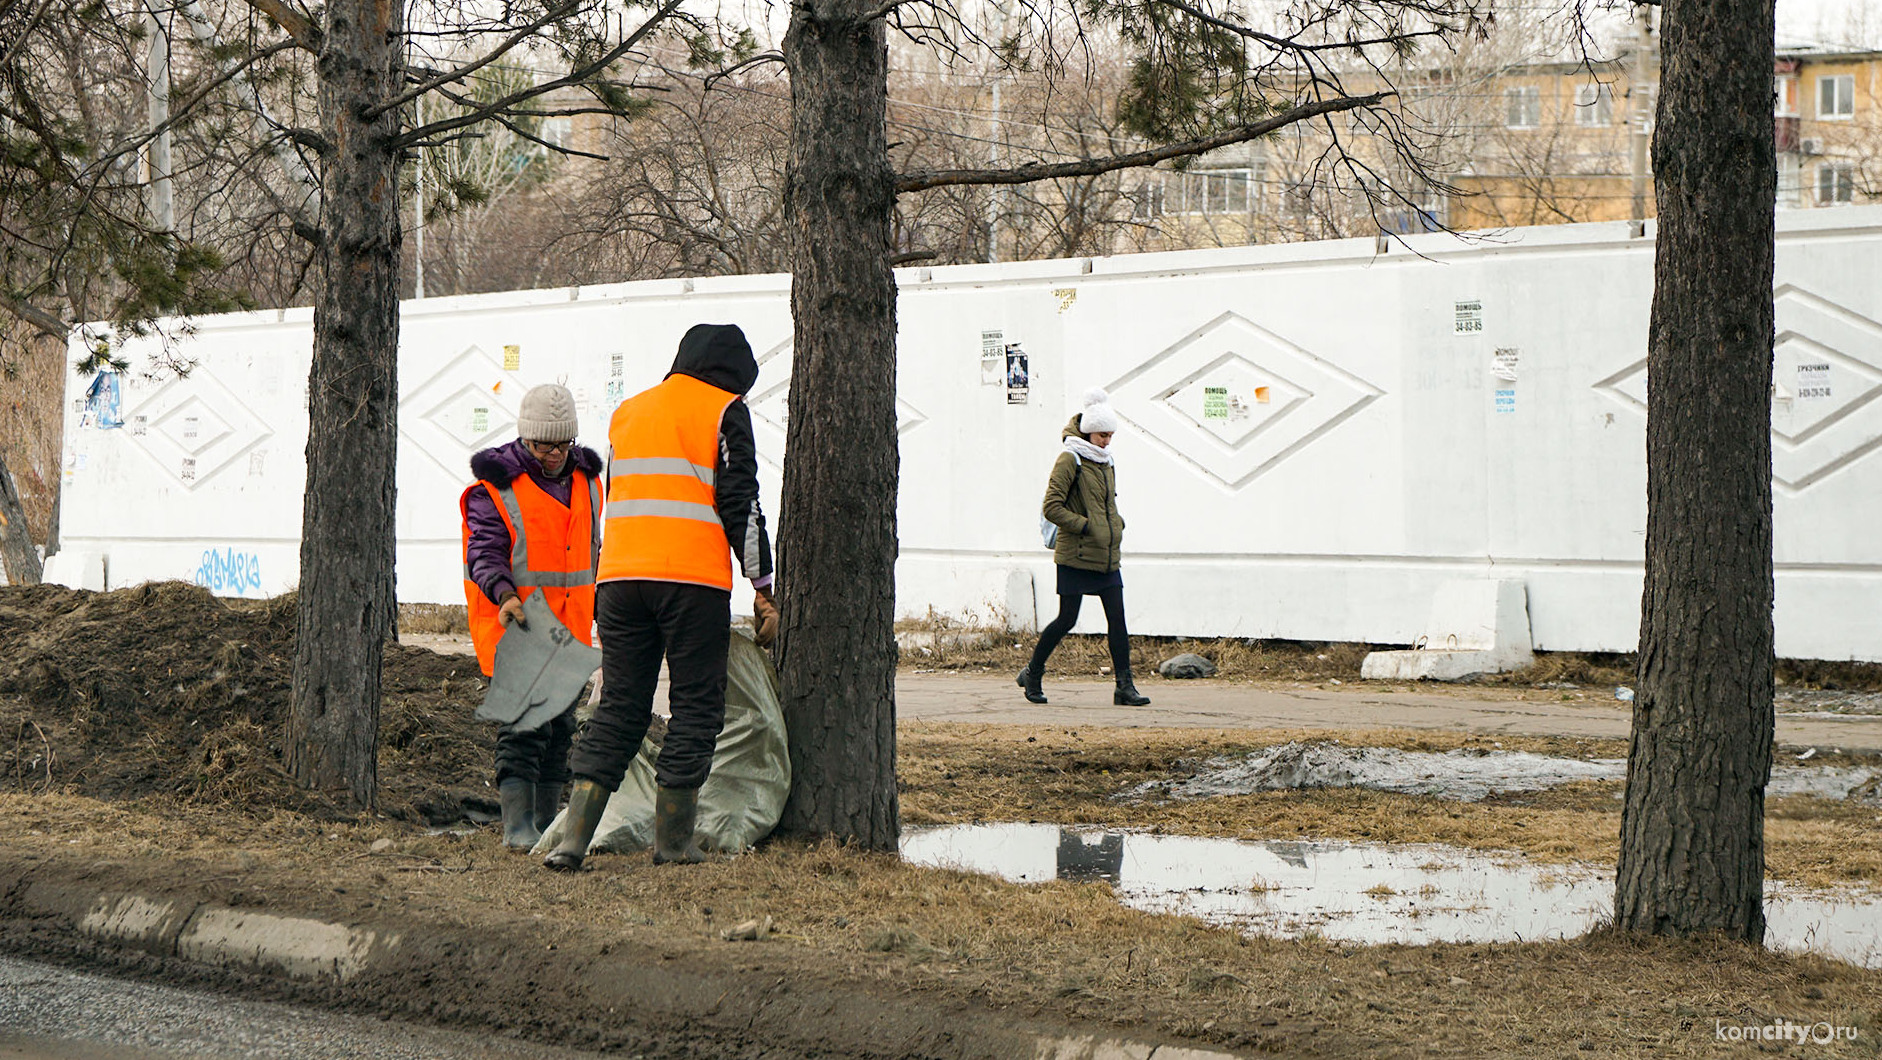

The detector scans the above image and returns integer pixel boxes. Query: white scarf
[1064,436,1114,465]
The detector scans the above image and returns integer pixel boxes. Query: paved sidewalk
[896,673,1882,752]
[401,634,1882,752]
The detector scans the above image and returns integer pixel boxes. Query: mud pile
[0,582,497,823]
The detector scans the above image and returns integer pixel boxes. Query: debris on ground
[1157,653,1217,679]
[1123,741,1882,805]
[0,582,496,823]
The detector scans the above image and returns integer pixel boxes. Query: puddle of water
[901,824,1882,968]
[1129,742,1880,804]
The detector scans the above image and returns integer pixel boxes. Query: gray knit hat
[516,384,578,442]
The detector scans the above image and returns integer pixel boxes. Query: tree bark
[286,0,403,807]
[1615,0,1775,941]
[773,0,900,849]
[0,452,44,585]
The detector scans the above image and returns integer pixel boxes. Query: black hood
[668,323,758,395]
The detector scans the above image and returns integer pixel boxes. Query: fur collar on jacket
[470,438,603,488]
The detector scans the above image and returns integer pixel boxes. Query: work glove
[497,592,528,628]
[752,588,779,648]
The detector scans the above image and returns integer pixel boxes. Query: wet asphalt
[0,956,604,1060]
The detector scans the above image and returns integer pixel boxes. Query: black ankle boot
[1114,671,1150,706]
[1016,665,1047,704]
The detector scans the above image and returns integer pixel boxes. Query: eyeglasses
[525,439,573,456]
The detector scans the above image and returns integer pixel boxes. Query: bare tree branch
[236,0,322,51]
[394,0,685,148]
[365,0,583,120]
[0,290,71,339]
[895,94,1388,192]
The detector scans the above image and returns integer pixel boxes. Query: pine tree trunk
[1615,0,1775,941]
[773,0,900,849]
[286,0,403,807]
[0,452,44,585]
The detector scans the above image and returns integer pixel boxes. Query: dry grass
[3,790,1879,1058]
[894,613,1882,693]
[399,602,470,634]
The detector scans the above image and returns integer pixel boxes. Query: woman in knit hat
[461,383,606,848]
[1018,388,1150,707]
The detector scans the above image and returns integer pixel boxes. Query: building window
[1817,74,1854,118]
[1170,169,1253,215]
[1777,154,1803,207]
[1775,74,1799,117]
[1574,83,1615,126]
[1505,86,1541,128]
[1816,163,1855,204]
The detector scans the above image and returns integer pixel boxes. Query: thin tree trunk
[774,0,900,848]
[286,0,403,807]
[0,452,44,585]
[1615,0,1775,941]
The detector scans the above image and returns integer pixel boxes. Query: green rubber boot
[532,782,563,834]
[652,786,707,865]
[541,779,608,872]
[497,778,541,850]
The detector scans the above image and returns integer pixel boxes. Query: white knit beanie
[1078,387,1119,434]
[516,384,578,442]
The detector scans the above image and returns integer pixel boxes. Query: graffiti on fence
[194,547,263,595]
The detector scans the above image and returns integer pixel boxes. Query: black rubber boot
[652,786,707,865]
[542,779,608,872]
[532,782,563,834]
[1016,665,1048,704]
[1113,671,1151,707]
[497,778,541,850]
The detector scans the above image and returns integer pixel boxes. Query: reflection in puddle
[901,824,1882,967]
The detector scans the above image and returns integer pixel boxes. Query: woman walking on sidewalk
[1018,388,1151,707]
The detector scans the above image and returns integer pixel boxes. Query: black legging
[1028,586,1131,677]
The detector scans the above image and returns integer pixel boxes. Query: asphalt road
[0,957,603,1060]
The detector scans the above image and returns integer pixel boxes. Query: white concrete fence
[49,204,1882,660]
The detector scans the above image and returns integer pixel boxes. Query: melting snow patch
[1128,742,1880,804]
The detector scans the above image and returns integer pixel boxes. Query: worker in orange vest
[461,383,604,850]
[543,323,778,872]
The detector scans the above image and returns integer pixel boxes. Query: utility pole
[1629,5,1655,237]
[144,0,174,232]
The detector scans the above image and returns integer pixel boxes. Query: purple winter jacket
[464,439,604,605]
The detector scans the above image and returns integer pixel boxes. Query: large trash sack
[535,629,789,856]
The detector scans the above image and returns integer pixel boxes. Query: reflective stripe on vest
[460,469,600,676]
[598,374,739,590]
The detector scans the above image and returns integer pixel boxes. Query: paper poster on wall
[1203,386,1230,419]
[471,406,489,433]
[1005,345,1029,405]
[981,330,1004,386]
[1455,299,1484,335]
[1494,388,1516,414]
[1797,362,1832,400]
[1492,348,1520,382]
[79,371,123,429]
[503,344,521,371]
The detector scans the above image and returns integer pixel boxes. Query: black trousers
[1027,585,1131,677]
[493,705,577,785]
[570,579,730,791]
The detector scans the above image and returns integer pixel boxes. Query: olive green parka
[1041,415,1124,572]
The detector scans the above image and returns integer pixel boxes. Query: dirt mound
[0,582,498,823]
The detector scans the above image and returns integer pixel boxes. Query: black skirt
[1055,563,1123,597]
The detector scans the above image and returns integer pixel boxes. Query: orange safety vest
[460,469,601,677]
[598,373,739,590]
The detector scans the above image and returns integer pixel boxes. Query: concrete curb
[3,862,1248,1060]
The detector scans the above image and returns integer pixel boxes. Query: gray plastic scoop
[475,591,602,732]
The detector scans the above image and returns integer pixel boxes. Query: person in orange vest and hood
[461,383,604,850]
[543,323,778,872]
